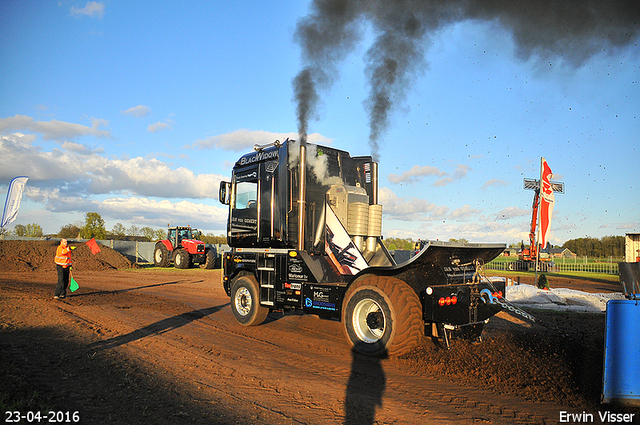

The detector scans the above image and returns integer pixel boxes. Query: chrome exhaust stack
[298,142,307,251]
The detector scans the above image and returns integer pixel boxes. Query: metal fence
[95,240,230,266]
[485,260,620,275]
[0,236,229,268]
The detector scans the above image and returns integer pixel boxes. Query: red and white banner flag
[538,158,554,251]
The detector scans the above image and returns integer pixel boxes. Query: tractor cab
[167,226,200,248]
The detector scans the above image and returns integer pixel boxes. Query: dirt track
[1,241,639,424]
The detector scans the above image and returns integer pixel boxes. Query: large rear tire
[174,249,191,269]
[230,276,269,326]
[201,249,216,269]
[154,243,170,267]
[342,276,423,357]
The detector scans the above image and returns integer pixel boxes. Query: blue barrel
[602,300,640,405]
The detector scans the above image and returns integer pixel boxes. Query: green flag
[70,276,79,292]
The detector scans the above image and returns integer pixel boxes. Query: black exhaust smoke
[292,0,640,160]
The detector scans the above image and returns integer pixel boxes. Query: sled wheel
[230,275,269,326]
[342,275,423,357]
[174,249,191,269]
[154,243,170,267]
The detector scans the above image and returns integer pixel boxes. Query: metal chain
[474,258,537,323]
[494,297,537,323]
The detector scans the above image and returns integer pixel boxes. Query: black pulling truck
[219,139,509,356]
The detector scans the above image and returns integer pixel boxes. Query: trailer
[219,139,523,356]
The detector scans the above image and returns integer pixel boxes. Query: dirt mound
[0,240,135,272]
[400,310,606,407]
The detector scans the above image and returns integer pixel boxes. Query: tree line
[561,236,625,258]
[3,212,227,244]
[382,237,469,251]
[3,214,627,256]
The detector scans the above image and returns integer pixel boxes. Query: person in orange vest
[54,239,75,299]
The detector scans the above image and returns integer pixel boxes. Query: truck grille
[197,244,204,253]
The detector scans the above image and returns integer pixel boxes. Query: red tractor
[154,226,216,269]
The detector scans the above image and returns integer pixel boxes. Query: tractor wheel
[342,275,423,357]
[174,249,191,269]
[201,249,216,269]
[153,243,170,267]
[230,275,269,326]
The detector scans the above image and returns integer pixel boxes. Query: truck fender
[228,267,257,286]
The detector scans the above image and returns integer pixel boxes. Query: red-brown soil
[0,240,134,272]
[1,241,638,424]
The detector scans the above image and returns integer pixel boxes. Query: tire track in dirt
[4,269,629,424]
[50,278,567,424]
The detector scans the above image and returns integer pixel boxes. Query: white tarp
[506,283,626,313]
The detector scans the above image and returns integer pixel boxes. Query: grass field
[484,268,620,282]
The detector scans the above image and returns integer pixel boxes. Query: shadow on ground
[0,326,241,424]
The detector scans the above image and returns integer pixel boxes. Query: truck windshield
[235,181,257,210]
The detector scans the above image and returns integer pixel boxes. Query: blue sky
[1,0,638,245]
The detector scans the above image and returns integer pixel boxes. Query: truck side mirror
[219,181,231,205]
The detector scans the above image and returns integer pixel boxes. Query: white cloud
[148,120,173,133]
[377,186,532,242]
[388,163,470,186]
[0,133,100,181]
[0,132,225,199]
[381,219,528,244]
[23,189,228,232]
[0,115,111,140]
[482,179,509,189]
[187,129,333,151]
[432,177,452,187]
[495,206,529,220]
[387,165,445,184]
[450,205,481,220]
[433,164,470,187]
[71,1,105,18]
[99,197,228,229]
[60,141,104,155]
[89,157,223,198]
[378,187,449,222]
[121,105,151,118]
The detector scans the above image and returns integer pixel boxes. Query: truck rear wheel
[230,276,269,326]
[174,249,191,269]
[154,243,170,267]
[342,276,423,357]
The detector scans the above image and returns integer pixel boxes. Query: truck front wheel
[342,276,423,357]
[230,276,269,326]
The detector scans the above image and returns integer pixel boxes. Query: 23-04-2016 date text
[5,411,79,423]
